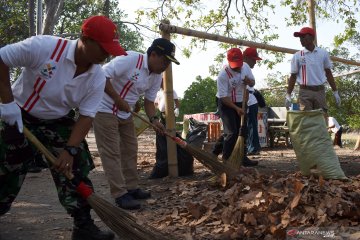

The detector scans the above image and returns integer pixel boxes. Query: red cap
[81,15,127,56]
[293,27,316,37]
[243,47,262,60]
[227,48,243,68]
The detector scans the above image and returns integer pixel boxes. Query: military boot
[72,209,114,240]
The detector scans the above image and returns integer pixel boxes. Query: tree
[181,76,217,116]
[133,1,360,66]
[0,0,29,45]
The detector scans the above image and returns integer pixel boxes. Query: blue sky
[120,1,350,97]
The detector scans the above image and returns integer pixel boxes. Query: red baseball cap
[243,47,262,60]
[81,15,127,56]
[227,48,243,68]
[293,27,316,37]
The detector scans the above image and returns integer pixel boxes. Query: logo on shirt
[300,56,306,65]
[130,72,140,81]
[40,61,56,79]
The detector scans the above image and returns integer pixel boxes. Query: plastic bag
[287,110,347,179]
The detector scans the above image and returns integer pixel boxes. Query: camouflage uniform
[0,110,94,216]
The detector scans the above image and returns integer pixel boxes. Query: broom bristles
[87,193,173,240]
[184,143,239,177]
[24,127,171,240]
[227,136,244,170]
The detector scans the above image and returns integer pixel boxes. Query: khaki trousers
[299,88,328,112]
[93,112,138,199]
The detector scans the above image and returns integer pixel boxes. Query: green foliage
[55,0,144,51]
[261,71,288,107]
[281,0,360,47]
[0,0,144,82]
[0,0,29,45]
[134,0,360,74]
[180,76,217,116]
[327,77,360,130]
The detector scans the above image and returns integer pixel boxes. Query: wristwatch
[64,146,79,157]
[149,116,159,123]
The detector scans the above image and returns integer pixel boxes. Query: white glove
[285,93,292,108]
[0,101,23,133]
[174,108,179,117]
[333,90,341,107]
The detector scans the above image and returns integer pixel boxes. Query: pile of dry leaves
[150,171,360,239]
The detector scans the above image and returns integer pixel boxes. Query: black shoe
[247,151,260,156]
[27,164,42,173]
[72,222,114,240]
[243,157,258,167]
[115,193,141,210]
[128,188,151,199]
[149,167,168,179]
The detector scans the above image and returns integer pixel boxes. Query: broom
[228,86,249,170]
[23,127,172,240]
[131,111,239,178]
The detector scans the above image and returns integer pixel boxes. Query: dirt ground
[0,129,359,240]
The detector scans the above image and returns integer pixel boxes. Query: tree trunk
[103,0,110,17]
[29,0,36,36]
[42,0,65,35]
[354,136,360,151]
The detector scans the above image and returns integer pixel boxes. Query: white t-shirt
[328,117,341,133]
[216,62,255,103]
[155,89,178,112]
[0,35,106,119]
[291,47,332,86]
[247,86,258,106]
[98,51,162,119]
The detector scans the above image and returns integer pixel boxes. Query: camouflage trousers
[0,112,95,216]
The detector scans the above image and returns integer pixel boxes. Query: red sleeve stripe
[136,54,143,69]
[232,88,236,102]
[50,39,68,62]
[55,40,68,62]
[301,51,307,85]
[50,39,62,60]
[23,79,47,112]
[225,67,233,79]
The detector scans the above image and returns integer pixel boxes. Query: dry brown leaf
[220,173,227,187]
[281,209,291,228]
[192,210,212,226]
[171,208,179,218]
[294,180,305,194]
[290,193,302,210]
[243,213,257,226]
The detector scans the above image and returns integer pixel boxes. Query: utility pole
[308,0,317,45]
[36,0,42,35]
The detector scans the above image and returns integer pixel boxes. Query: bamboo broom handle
[159,23,360,67]
[23,126,74,179]
[131,111,184,146]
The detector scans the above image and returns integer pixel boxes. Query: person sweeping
[215,48,258,167]
[93,38,180,210]
[0,15,126,240]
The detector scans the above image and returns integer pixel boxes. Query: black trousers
[334,127,343,147]
[218,99,247,160]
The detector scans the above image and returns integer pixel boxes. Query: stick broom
[23,127,172,240]
[131,111,239,178]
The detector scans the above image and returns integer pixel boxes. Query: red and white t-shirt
[290,47,332,86]
[0,35,106,119]
[216,62,254,103]
[98,51,162,119]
